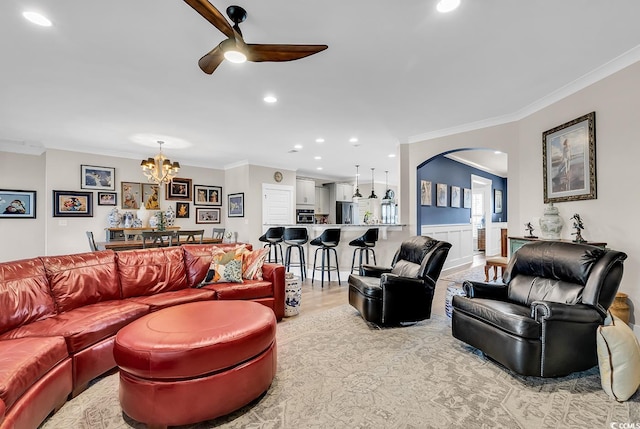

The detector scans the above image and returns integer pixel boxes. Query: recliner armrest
[531,301,603,323]
[361,264,393,278]
[463,280,508,300]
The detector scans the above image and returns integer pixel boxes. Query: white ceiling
[2,1,640,184]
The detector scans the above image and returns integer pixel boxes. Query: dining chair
[141,231,176,248]
[176,229,205,244]
[86,231,98,252]
[212,228,226,240]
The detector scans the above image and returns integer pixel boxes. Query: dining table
[97,237,223,251]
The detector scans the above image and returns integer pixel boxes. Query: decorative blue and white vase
[539,203,564,240]
[164,206,175,227]
[107,207,121,227]
[123,211,134,228]
[445,284,466,318]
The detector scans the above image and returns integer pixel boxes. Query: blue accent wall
[417,155,507,229]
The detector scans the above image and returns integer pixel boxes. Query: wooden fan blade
[183,0,235,39]
[198,45,225,74]
[246,44,328,62]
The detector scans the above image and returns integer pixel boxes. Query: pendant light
[383,170,392,200]
[369,168,377,199]
[353,165,363,198]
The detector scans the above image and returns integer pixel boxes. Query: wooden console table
[508,236,607,256]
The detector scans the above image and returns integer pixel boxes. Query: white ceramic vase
[539,203,564,239]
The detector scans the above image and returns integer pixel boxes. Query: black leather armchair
[452,241,627,377]
[348,236,451,325]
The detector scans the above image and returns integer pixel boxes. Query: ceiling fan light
[437,0,461,13]
[224,49,247,63]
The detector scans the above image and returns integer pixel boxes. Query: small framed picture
[121,182,142,210]
[436,183,448,207]
[0,189,37,218]
[176,202,190,218]
[228,192,244,217]
[53,190,93,217]
[142,183,160,210]
[420,180,432,206]
[98,192,117,206]
[193,184,222,206]
[494,189,503,214]
[166,178,192,201]
[451,186,461,208]
[463,188,471,209]
[81,165,115,190]
[196,207,221,224]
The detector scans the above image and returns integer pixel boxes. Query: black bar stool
[349,228,379,274]
[283,227,309,280]
[310,228,341,287]
[259,227,284,263]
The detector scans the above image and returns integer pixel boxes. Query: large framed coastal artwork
[80,165,115,190]
[542,112,596,203]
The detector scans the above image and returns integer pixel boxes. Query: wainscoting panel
[487,222,507,257]
[421,224,473,270]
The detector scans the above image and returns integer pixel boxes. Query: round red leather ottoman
[114,300,277,428]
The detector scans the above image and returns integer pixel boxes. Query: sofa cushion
[0,336,68,409]
[0,258,56,336]
[508,275,583,307]
[202,249,244,284]
[117,247,188,298]
[203,279,274,301]
[452,296,541,339]
[128,288,216,312]
[41,250,121,313]
[182,243,253,288]
[0,300,149,353]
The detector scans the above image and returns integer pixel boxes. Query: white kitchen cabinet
[296,178,316,205]
[335,183,353,202]
[315,186,330,214]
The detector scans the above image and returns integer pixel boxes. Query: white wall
[404,60,640,327]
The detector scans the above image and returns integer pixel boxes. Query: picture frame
[97,192,117,206]
[121,182,142,210]
[53,190,93,217]
[142,183,160,210]
[463,188,471,209]
[0,189,36,218]
[176,202,190,219]
[228,192,244,217]
[420,180,432,206]
[542,111,596,203]
[193,184,222,206]
[166,178,192,201]
[494,189,503,214]
[196,207,221,224]
[80,165,115,190]
[451,186,461,208]
[436,183,448,207]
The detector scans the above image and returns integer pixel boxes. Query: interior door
[262,184,294,225]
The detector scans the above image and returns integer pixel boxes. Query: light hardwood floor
[279,253,486,323]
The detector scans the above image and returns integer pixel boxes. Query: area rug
[441,264,494,284]
[40,305,639,429]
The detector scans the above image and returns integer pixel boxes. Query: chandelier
[140,141,181,184]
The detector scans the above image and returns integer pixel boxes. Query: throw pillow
[201,249,244,285]
[596,312,640,401]
[391,260,421,278]
[238,247,270,280]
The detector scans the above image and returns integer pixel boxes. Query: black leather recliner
[348,236,451,325]
[452,241,627,377]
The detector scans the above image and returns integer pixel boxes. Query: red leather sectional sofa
[0,243,284,429]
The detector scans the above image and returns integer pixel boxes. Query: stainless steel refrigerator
[336,201,355,224]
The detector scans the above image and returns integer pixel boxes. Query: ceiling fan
[183,0,328,74]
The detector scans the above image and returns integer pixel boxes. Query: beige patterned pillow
[238,247,270,280]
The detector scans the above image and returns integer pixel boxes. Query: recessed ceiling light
[436,0,460,13]
[314,156,322,160]
[316,167,323,170]
[263,95,277,103]
[294,144,303,150]
[388,153,396,158]
[494,150,502,154]
[349,137,358,143]
[315,138,325,143]
[23,11,52,27]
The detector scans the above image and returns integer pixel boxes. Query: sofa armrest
[531,301,603,323]
[463,280,508,300]
[361,264,393,278]
[262,263,285,321]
